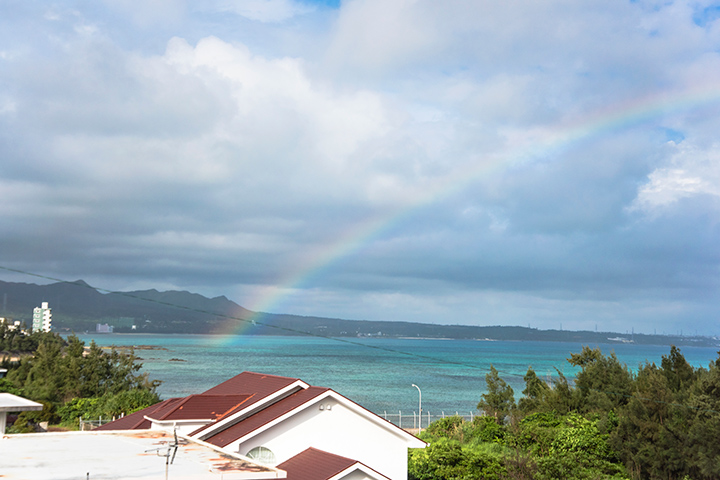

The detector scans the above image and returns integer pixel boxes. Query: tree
[9,337,65,403]
[685,353,720,479]
[542,369,575,414]
[610,352,699,480]
[519,366,549,414]
[568,346,633,413]
[4,333,160,430]
[478,365,515,422]
[660,345,696,396]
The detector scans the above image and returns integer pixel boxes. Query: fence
[79,415,122,431]
[79,410,479,432]
[379,410,481,430]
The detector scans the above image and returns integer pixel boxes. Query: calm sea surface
[76,334,719,417]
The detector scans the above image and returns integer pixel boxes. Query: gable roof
[96,371,425,450]
[277,448,390,480]
[151,394,254,421]
[98,372,307,431]
[190,372,310,438]
[201,385,425,449]
[203,371,304,396]
[94,394,255,430]
[201,386,329,447]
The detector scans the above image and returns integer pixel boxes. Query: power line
[2,265,718,416]
[0,266,504,374]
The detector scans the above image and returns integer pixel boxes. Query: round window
[246,446,276,465]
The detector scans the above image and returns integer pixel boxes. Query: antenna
[170,429,179,464]
[144,427,181,480]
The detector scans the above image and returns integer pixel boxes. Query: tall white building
[32,302,52,333]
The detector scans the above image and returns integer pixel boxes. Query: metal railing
[79,415,121,431]
[379,410,480,430]
[78,410,478,432]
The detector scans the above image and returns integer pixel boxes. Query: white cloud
[161,36,395,195]
[632,143,720,213]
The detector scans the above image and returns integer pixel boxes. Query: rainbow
[208,84,720,344]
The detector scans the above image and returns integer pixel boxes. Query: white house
[98,371,426,480]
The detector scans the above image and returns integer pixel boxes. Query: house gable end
[277,447,390,480]
[202,387,330,447]
[191,378,310,439]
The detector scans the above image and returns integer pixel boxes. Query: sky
[1,0,719,335]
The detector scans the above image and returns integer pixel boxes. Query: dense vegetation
[409,346,720,480]
[0,323,160,432]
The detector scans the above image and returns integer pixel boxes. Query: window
[246,446,276,465]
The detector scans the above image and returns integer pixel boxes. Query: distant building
[32,302,52,333]
[0,318,22,332]
[96,323,114,333]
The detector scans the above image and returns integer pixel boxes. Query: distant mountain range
[0,279,716,347]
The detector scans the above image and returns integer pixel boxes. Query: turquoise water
[76,334,719,417]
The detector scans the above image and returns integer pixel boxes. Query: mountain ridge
[0,279,715,347]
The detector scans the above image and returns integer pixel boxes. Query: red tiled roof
[153,394,254,421]
[203,386,329,447]
[190,372,307,437]
[277,448,389,480]
[95,397,183,430]
[98,372,301,432]
[94,394,253,430]
[203,371,299,396]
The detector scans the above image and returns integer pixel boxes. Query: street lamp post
[411,384,422,432]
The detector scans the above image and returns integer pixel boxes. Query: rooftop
[277,448,389,480]
[0,430,286,480]
[0,393,43,412]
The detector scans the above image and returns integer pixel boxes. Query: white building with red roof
[97,371,425,480]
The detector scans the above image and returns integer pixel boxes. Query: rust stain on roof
[2,429,282,480]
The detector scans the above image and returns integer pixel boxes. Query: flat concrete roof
[0,393,43,412]
[0,430,286,480]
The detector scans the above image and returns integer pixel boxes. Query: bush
[57,389,159,427]
[467,415,506,444]
[425,416,465,441]
[409,437,507,480]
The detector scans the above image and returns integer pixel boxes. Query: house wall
[228,396,409,480]
[149,420,209,436]
[341,470,379,480]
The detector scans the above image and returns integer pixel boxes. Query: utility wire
[0,266,497,372]
[2,265,719,415]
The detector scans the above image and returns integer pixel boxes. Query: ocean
[76,334,719,422]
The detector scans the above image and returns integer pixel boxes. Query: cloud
[1,0,720,335]
[211,0,315,23]
[100,0,186,27]
[631,142,720,213]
